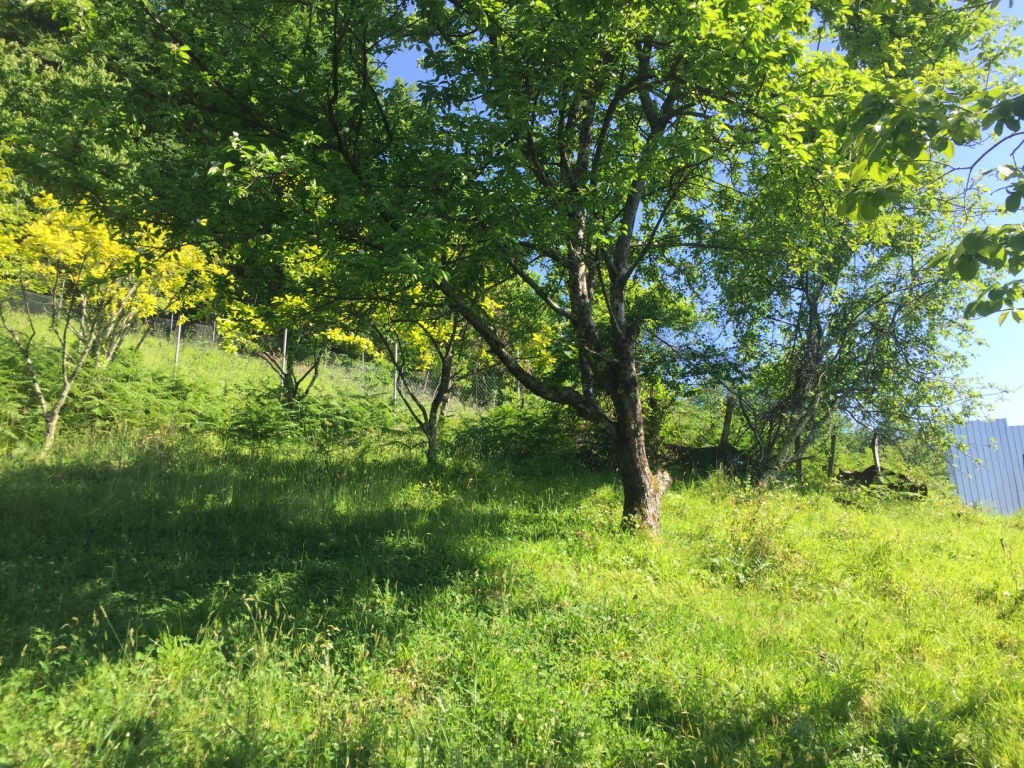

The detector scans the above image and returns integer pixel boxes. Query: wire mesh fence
[394,367,523,410]
[9,291,54,316]
[148,316,219,346]
[3,294,526,411]
[148,315,524,410]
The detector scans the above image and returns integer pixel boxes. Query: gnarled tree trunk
[611,395,670,531]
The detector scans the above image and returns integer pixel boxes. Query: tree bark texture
[611,388,669,531]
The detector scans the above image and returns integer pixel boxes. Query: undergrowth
[0,327,1021,766]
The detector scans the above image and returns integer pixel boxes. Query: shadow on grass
[623,678,979,768]
[0,443,517,683]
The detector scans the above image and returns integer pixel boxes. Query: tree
[838,6,1024,319]
[374,301,474,466]
[407,0,823,530]
[695,157,981,481]
[215,241,374,402]
[0,191,220,456]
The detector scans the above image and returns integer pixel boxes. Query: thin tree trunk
[133,323,153,352]
[40,403,65,457]
[38,360,81,459]
[718,395,735,468]
[828,432,837,478]
[759,392,823,484]
[425,420,439,465]
[41,414,59,456]
[424,330,457,466]
[872,432,882,474]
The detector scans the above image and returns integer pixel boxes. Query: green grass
[0,329,1023,766]
[1,438,1023,766]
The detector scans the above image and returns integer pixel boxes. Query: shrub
[222,387,393,448]
[223,388,298,444]
[451,400,578,463]
[293,392,393,448]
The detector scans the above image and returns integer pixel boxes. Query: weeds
[0,332,1023,766]
[705,490,792,587]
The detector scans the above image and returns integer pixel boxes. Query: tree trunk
[38,380,74,460]
[609,373,670,532]
[425,421,439,466]
[423,340,455,466]
[718,395,735,468]
[133,323,153,352]
[872,432,882,474]
[436,271,669,532]
[827,432,837,478]
[758,391,824,484]
[40,412,60,458]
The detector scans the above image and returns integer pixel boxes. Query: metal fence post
[172,319,183,382]
[280,328,288,389]
[393,341,399,407]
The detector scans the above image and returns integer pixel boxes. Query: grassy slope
[0,335,1022,767]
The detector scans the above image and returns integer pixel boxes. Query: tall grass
[1,433,1022,766]
[0,327,1022,766]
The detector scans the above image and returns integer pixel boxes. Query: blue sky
[385,10,1024,424]
[954,2,1024,424]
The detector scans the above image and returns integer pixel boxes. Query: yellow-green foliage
[215,242,373,358]
[1,194,220,324]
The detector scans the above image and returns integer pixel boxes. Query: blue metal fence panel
[947,419,1024,515]
[1009,425,1024,507]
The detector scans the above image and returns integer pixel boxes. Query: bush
[222,388,393,448]
[293,392,393,448]
[451,399,579,463]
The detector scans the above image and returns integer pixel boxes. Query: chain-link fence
[8,291,54,316]
[5,294,526,411]
[147,316,219,346]
[149,315,524,410]
[394,366,523,410]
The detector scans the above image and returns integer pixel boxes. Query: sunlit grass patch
[1,332,1023,766]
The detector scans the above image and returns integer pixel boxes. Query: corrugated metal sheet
[947,419,1024,515]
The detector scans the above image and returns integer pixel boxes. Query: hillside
[0,335,1022,767]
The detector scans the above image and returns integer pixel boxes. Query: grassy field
[0,333,1023,766]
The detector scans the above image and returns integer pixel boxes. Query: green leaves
[981,93,1024,136]
[838,16,1024,321]
[965,281,1024,319]
[839,186,903,222]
